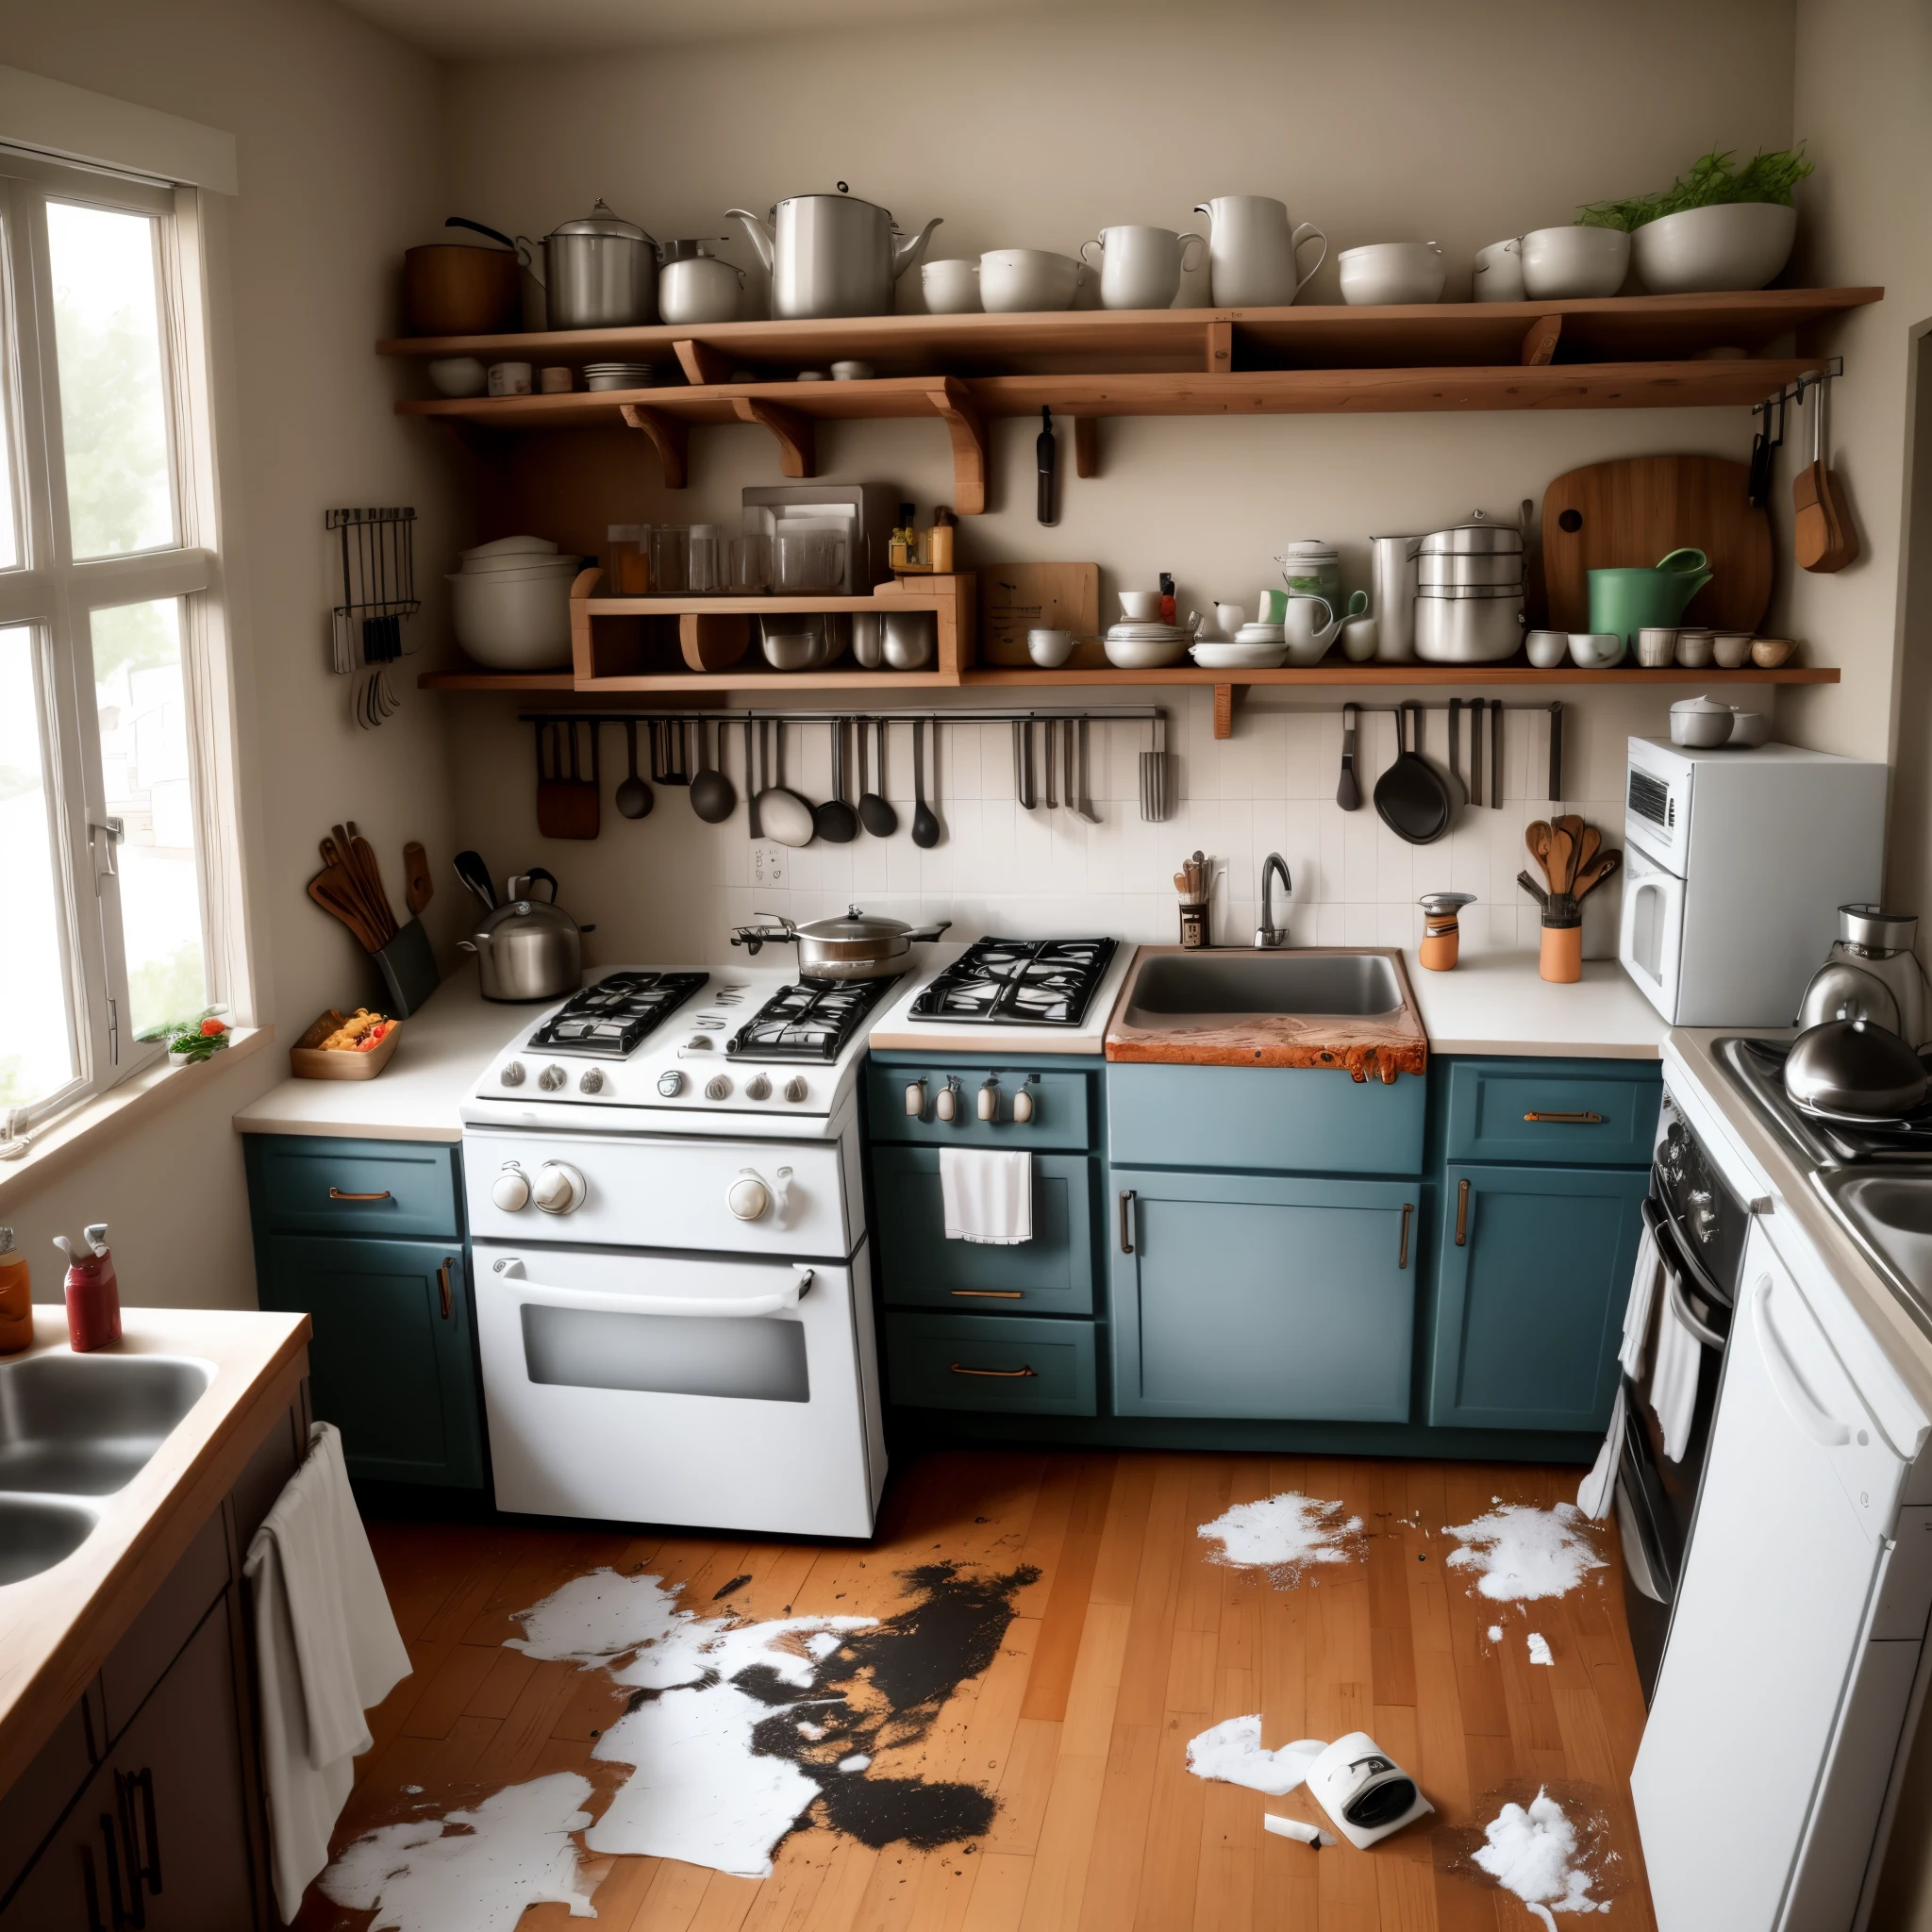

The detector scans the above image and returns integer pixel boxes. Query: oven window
[520,1304,810,1403]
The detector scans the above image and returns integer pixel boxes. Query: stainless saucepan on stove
[730,905,951,981]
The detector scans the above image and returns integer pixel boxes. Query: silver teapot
[458,869,594,1003]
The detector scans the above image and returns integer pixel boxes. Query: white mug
[487,360,533,397]
[1215,601,1244,634]
[1080,225,1206,310]
[921,258,982,314]
[1473,238,1524,303]
[1191,195,1325,307]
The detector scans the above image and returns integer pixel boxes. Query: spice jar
[929,506,956,574]
[1418,891,1476,972]
[605,524,649,594]
[0,1227,30,1355]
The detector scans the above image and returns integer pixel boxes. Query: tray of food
[291,1007,399,1079]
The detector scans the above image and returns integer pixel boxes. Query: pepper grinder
[1418,892,1476,972]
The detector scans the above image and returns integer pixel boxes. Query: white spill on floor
[1487,1624,1505,1643]
[1473,1788,1609,1927]
[1186,1716,1328,1796]
[1527,1632,1555,1666]
[1443,1502,1606,1602]
[1197,1491,1365,1586]
[319,1774,598,1932]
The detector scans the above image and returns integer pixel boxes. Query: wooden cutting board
[1541,455,1772,636]
[978,562,1103,667]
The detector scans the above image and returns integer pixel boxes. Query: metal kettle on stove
[1797,904,1931,1047]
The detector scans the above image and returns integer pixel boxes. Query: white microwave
[1618,737,1887,1028]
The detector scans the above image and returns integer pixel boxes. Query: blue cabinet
[1108,1167,1419,1422]
[1426,1162,1649,1432]
[1441,1059,1661,1168]
[243,1134,462,1239]
[885,1311,1097,1415]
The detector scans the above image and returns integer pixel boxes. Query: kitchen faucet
[1255,853,1292,948]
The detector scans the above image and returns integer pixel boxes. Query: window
[0,151,227,1151]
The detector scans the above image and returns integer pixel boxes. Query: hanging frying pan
[1374,701,1450,845]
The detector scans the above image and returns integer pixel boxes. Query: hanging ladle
[614,719,653,819]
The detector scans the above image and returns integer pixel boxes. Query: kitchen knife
[1037,406,1057,525]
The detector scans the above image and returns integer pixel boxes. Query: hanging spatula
[1336,703,1361,810]
[1795,373,1858,574]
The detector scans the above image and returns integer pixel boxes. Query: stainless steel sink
[1813,1170,1932,1341]
[0,1354,214,1582]
[1124,949,1405,1025]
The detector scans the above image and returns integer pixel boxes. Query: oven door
[473,1238,883,1538]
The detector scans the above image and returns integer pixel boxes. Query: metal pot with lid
[1783,1017,1931,1122]
[730,905,952,980]
[526,200,659,330]
[726,185,941,319]
[458,869,597,1002]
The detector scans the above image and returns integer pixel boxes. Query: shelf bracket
[1521,314,1563,366]
[924,376,989,515]
[1206,320,1233,375]
[732,398,816,477]
[1214,683,1239,740]
[1074,415,1099,479]
[618,404,689,489]
[674,338,734,388]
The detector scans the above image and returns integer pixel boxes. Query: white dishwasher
[1633,1216,1932,1930]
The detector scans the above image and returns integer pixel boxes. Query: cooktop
[908,938,1119,1028]
[727,976,900,1063]
[525,970,709,1059]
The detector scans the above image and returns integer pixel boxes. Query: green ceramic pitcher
[1587,547,1713,646]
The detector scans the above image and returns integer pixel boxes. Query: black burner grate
[525,971,709,1059]
[908,938,1118,1028]
[727,976,898,1062]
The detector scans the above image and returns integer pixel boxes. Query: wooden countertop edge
[0,1316,311,1798]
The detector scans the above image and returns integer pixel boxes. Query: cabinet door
[1108,1168,1418,1421]
[0,1753,120,1931]
[872,1146,1095,1314]
[1428,1162,1647,1431]
[258,1235,484,1486]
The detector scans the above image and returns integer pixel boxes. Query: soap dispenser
[0,1227,30,1355]
[55,1223,121,1352]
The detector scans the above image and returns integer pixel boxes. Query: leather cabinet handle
[328,1187,392,1201]
[1455,1177,1471,1246]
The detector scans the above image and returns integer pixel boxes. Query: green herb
[1577,143,1813,231]
[150,1006,231,1061]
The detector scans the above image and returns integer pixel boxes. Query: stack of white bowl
[447,537,581,670]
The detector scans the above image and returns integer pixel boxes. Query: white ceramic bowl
[1472,239,1525,302]
[1522,225,1631,300]
[1340,614,1378,662]
[1568,630,1625,668]
[1118,590,1163,622]
[1634,203,1797,295]
[1524,629,1569,669]
[1192,640,1288,670]
[1105,634,1191,669]
[979,249,1081,313]
[462,535,559,562]
[1670,696,1735,748]
[922,258,982,313]
[1337,242,1446,306]
[1712,632,1754,669]
[428,356,488,398]
[1728,709,1772,747]
[1027,627,1074,668]
[447,569,574,669]
[1675,629,1715,668]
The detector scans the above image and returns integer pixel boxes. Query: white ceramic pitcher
[1191,194,1326,307]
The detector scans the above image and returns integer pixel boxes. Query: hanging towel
[245,1422,412,1923]
[939,1147,1033,1245]
[1650,1271,1704,1465]
[1577,1380,1628,1521]
[1618,1222,1663,1381]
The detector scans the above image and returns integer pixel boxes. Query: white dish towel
[1576,1380,1628,1522]
[245,1421,412,1923]
[939,1147,1032,1245]
[1618,1223,1663,1381]
[1650,1271,1705,1465]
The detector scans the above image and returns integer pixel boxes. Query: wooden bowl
[1750,636,1798,669]
[291,1010,400,1080]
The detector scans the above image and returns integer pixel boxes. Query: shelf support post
[731,398,816,477]
[1521,315,1563,366]
[618,404,690,489]
[674,339,735,388]
[1074,415,1099,479]
[924,376,989,515]
[1206,320,1233,375]
[1214,683,1239,740]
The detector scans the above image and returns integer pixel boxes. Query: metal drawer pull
[438,1260,455,1320]
[1119,1189,1136,1254]
[1399,1203,1413,1270]
[1524,1110,1605,1124]
[1455,1177,1471,1246]
[950,1362,1037,1378]
[951,1289,1024,1299]
[328,1187,393,1201]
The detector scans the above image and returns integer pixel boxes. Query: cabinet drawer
[866,1059,1093,1151]
[246,1134,462,1240]
[886,1312,1096,1414]
[1108,1063,1424,1174]
[872,1147,1094,1314]
[1442,1059,1660,1168]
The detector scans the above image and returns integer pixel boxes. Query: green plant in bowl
[1576,143,1813,231]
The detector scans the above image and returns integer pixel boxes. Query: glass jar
[727,532,772,592]
[688,524,724,594]
[650,525,690,595]
[605,524,649,595]
[774,527,847,593]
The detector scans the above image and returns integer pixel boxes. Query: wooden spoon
[1547,826,1575,896]
[1574,824,1602,882]
[1573,849,1622,899]
[1524,820,1555,887]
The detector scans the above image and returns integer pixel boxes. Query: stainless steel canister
[541,200,658,329]
[1370,535,1422,662]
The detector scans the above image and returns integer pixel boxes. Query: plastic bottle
[0,1228,31,1355]
[1158,571,1176,626]
[55,1224,121,1352]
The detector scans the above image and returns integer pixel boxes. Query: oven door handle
[489,1256,812,1318]
[1642,1191,1732,1311]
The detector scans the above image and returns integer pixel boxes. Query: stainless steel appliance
[1824,905,1931,1047]
[726,190,941,319]
[535,200,659,329]
[457,872,596,1003]
[742,484,900,594]
[730,907,952,982]
[1412,518,1524,664]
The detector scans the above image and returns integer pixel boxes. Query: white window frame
[0,145,236,1149]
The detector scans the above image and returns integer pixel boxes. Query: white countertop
[1405,950,1668,1059]
[866,941,1139,1056]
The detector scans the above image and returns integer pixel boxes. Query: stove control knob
[491,1164,531,1212]
[1687,1187,1719,1245]
[935,1082,958,1123]
[578,1069,605,1094]
[977,1080,999,1122]
[687,1036,712,1052]
[706,1074,733,1101]
[538,1063,568,1091]
[657,1070,686,1098]
[904,1080,926,1117]
[500,1061,526,1088]
[727,1170,771,1222]
[784,1076,808,1104]
[1012,1089,1036,1124]
[533,1161,587,1215]
[746,1074,772,1101]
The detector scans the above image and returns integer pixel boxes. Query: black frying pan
[1374,702,1451,844]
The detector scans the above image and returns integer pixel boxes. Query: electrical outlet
[751,843,787,889]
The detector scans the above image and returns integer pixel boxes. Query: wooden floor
[300,1450,1656,1931]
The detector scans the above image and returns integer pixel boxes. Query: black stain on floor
[712,1574,754,1599]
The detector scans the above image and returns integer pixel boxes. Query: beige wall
[0,0,463,1306]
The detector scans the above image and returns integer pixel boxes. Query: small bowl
[1712,632,1754,669]
[1670,695,1736,748]
[1105,634,1191,669]
[760,628,820,672]
[830,359,874,381]
[1340,614,1378,662]
[883,609,936,670]
[1118,591,1163,622]
[1675,629,1715,669]
[1752,636,1797,669]
[428,356,489,397]
[1027,627,1075,669]
[1636,626,1678,668]
[1728,709,1772,747]
[1569,631,1625,669]
[1524,629,1568,669]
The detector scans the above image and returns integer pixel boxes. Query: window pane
[0,626,78,1109]
[92,600,205,1038]
[46,201,175,558]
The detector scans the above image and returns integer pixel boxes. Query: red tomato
[200,1017,228,1037]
